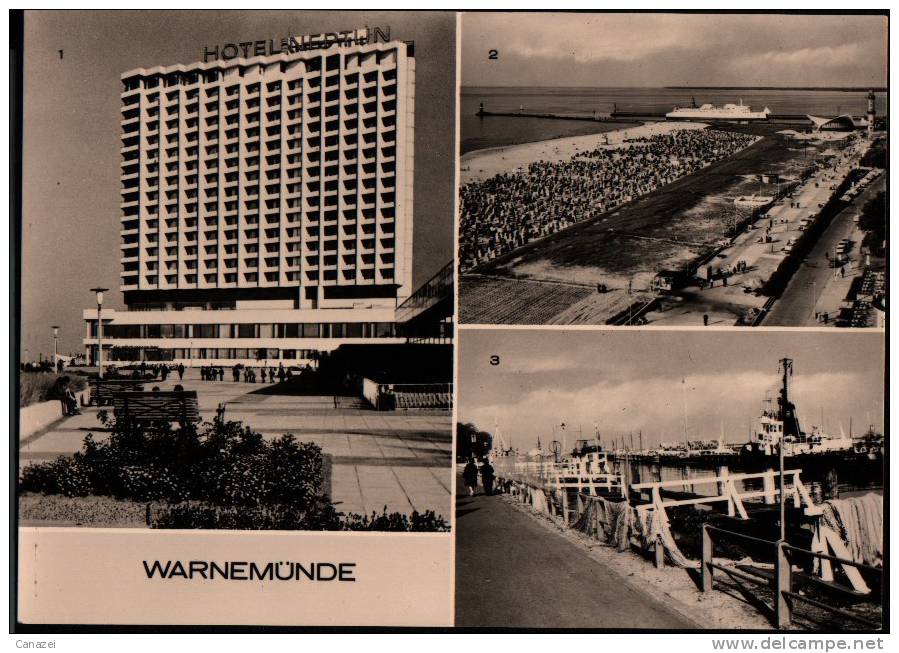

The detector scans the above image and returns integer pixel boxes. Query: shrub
[20,456,92,497]
[20,414,448,532]
[149,503,449,532]
[19,415,325,511]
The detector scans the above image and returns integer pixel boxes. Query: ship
[666,97,771,122]
[744,359,857,457]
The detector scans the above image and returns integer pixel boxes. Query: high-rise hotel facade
[84,28,420,366]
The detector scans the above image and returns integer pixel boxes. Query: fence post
[701,524,713,592]
[561,489,570,526]
[654,534,665,569]
[763,468,776,504]
[775,540,792,629]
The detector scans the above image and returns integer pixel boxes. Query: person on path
[177,363,185,380]
[480,460,496,496]
[462,459,479,497]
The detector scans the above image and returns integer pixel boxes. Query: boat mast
[778,358,793,541]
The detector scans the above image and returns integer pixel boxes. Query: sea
[461,86,888,154]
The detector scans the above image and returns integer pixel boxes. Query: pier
[476,104,815,124]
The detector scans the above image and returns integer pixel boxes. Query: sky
[18,10,456,359]
[458,330,885,450]
[462,12,888,88]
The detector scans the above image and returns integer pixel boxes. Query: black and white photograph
[9,5,890,639]
[458,13,887,326]
[17,10,456,533]
[455,329,884,629]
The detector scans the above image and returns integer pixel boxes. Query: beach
[460,121,710,185]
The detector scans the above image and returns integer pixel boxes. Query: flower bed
[19,413,446,532]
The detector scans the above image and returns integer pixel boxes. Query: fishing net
[632,506,699,568]
[571,494,698,568]
[821,493,883,568]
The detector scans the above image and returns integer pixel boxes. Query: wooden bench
[112,391,201,424]
[90,379,145,406]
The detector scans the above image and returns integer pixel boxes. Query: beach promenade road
[19,370,452,519]
[455,485,698,629]
[763,174,885,327]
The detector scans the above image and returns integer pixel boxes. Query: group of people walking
[462,458,496,496]
[229,363,291,384]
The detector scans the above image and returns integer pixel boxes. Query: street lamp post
[51,325,59,369]
[90,288,108,379]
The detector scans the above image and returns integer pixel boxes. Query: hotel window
[194,324,218,338]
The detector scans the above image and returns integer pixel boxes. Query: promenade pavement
[764,174,885,327]
[19,369,452,519]
[454,480,697,629]
[646,134,870,326]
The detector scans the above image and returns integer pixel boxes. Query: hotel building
[83,29,436,366]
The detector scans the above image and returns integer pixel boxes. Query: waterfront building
[83,28,433,366]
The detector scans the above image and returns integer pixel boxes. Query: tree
[456,422,492,461]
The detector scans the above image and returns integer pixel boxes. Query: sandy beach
[460,121,710,185]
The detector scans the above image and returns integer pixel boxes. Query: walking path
[764,175,885,327]
[647,134,872,326]
[454,482,698,629]
[19,370,452,519]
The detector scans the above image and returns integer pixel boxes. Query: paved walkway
[764,175,885,327]
[646,136,871,326]
[454,481,697,629]
[19,370,452,519]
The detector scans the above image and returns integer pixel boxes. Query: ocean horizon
[461,86,886,154]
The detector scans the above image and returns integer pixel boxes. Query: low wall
[19,389,89,441]
[20,400,65,440]
[360,377,383,409]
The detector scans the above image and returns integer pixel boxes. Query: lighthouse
[866,89,876,138]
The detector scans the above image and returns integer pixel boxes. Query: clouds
[463,368,871,449]
[462,13,887,87]
[458,331,884,449]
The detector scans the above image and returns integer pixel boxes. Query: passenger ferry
[667,98,771,122]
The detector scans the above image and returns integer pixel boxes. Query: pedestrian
[64,385,81,416]
[269,367,275,383]
[177,363,185,380]
[703,313,709,327]
[219,366,225,381]
[840,266,845,278]
[278,364,286,383]
[232,365,240,382]
[462,459,479,497]
[480,459,496,496]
